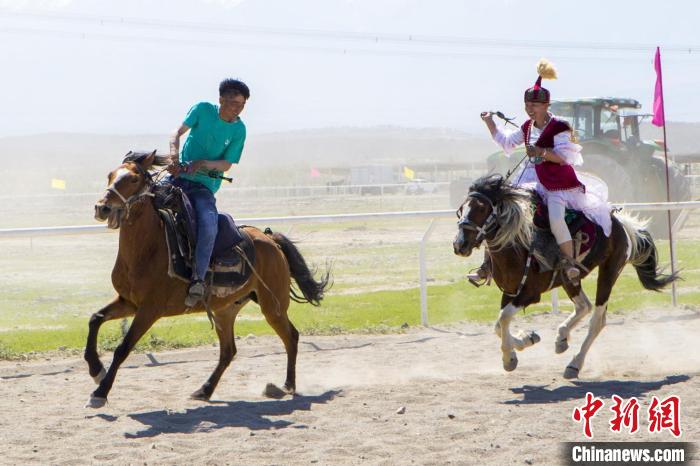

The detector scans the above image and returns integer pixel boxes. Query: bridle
[456,191,499,247]
[457,189,539,298]
[104,163,155,220]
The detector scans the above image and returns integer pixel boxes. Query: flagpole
[655,47,678,306]
[662,117,678,306]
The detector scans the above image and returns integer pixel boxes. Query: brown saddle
[153,182,255,297]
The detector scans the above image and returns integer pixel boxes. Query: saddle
[530,192,601,272]
[152,182,255,297]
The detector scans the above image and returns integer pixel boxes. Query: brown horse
[453,174,677,379]
[86,151,330,408]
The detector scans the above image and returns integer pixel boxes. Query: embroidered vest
[521,118,584,192]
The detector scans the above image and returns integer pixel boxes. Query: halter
[458,189,537,299]
[457,191,499,247]
[104,164,155,220]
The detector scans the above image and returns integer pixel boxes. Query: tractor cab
[549,98,663,159]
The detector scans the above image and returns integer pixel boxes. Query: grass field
[1,207,696,359]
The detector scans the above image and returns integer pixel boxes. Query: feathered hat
[524,59,557,103]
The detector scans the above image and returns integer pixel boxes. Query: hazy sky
[1,0,699,137]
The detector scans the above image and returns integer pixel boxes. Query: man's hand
[480,111,494,122]
[184,160,206,174]
[166,161,182,176]
[526,144,536,158]
[526,145,546,164]
[166,160,209,177]
[526,145,545,158]
[481,111,497,137]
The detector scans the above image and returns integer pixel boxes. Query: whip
[482,111,529,182]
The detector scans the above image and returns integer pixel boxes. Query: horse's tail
[616,212,679,291]
[267,231,332,306]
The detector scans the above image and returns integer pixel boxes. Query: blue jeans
[170,177,218,282]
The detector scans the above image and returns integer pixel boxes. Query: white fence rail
[2,200,699,325]
[0,181,452,201]
[2,201,699,238]
[0,209,456,238]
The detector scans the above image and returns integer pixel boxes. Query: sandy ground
[1,307,698,466]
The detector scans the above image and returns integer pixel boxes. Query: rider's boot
[559,241,581,286]
[467,252,492,287]
[185,280,206,308]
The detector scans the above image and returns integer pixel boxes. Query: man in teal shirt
[167,78,248,306]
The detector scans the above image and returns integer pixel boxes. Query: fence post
[670,210,688,306]
[551,288,559,314]
[419,219,437,326]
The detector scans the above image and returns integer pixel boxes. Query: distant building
[349,165,399,186]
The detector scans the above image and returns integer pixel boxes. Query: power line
[3,24,700,66]
[1,10,699,55]
[0,26,695,62]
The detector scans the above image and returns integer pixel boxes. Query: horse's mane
[122,150,171,169]
[468,174,533,251]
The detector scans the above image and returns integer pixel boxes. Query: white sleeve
[553,131,583,166]
[492,127,524,156]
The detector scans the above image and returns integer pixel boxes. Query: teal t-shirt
[179,101,246,193]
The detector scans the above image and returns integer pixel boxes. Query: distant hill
[248,126,497,167]
[1,122,698,194]
[0,126,496,167]
[0,127,496,194]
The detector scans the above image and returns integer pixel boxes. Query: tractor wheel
[579,154,635,203]
[641,158,692,239]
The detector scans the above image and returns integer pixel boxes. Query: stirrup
[467,268,491,288]
[185,280,206,307]
[565,266,581,284]
[559,259,582,286]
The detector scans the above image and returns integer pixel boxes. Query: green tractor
[487,97,692,238]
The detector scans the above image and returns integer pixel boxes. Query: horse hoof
[283,384,296,396]
[85,395,108,409]
[262,383,287,399]
[526,331,540,346]
[563,366,580,380]
[190,388,210,401]
[92,368,107,385]
[503,353,518,372]
[555,338,569,354]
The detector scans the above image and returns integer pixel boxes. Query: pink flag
[310,167,321,177]
[652,47,665,127]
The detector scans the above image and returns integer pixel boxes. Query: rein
[499,243,536,298]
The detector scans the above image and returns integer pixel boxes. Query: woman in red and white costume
[472,59,611,285]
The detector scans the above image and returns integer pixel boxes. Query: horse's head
[95,150,159,229]
[452,174,504,257]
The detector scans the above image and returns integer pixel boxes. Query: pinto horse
[86,151,330,408]
[453,174,677,378]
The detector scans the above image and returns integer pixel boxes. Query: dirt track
[1,307,698,465]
